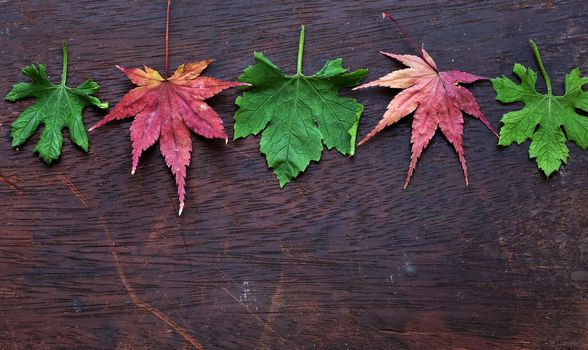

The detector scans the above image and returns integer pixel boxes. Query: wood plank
[0,0,586,348]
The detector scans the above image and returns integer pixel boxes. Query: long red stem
[165,0,171,79]
[382,12,437,72]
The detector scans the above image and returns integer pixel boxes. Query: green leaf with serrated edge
[491,40,588,176]
[234,26,367,187]
[5,42,108,164]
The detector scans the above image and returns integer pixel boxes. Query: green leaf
[491,40,588,176]
[5,42,108,164]
[234,26,368,187]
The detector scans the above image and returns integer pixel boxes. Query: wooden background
[1,0,587,349]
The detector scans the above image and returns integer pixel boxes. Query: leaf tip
[403,173,413,189]
[178,203,184,216]
[278,177,289,189]
[358,132,373,146]
[131,169,135,175]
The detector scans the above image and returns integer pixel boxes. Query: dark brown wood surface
[1,1,587,349]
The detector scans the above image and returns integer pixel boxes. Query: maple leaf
[492,40,588,176]
[355,13,497,188]
[89,62,246,215]
[234,26,368,187]
[89,1,246,215]
[5,42,108,163]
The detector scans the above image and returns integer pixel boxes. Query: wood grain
[0,0,587,349]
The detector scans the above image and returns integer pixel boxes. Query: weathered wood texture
[1,0,587,349]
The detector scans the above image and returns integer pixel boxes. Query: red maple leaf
[356,13,497,188]
[89,1,246,215]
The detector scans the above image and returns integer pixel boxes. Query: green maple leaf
[234,26,368,187]
[492,40,588,176]
[5,43,108,164]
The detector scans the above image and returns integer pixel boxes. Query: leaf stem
[165,0,171,79]
[382,12,437,72]
[61,41,68,85]
[530,39,552,94]
[297,25,305,75]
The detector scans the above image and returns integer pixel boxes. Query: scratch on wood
[221,286,287,344]
[0,175,21,193]
[179,230,285,345]
[256,273,286,346]
[100,217,205,350]
[56,174,90,207]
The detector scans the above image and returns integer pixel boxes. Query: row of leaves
[5,21,587,215]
